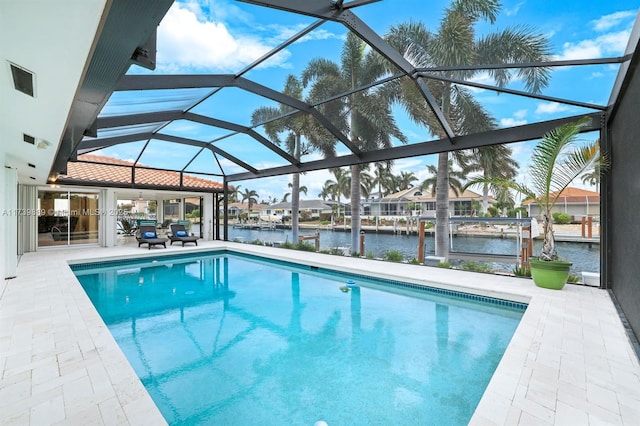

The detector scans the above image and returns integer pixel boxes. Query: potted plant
[463,116,609,289]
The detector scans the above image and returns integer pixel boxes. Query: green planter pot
[529,258,572,290]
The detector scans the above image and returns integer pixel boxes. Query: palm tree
[464,117,608,262]
[464,145,519,213]
[240,188,259,217]
[397,171,418,191]
[372,162,393,197]
[229,184,241,203]
[384,0,551,258]
[285,183,308,199]
[283,183,308,207]
[492,186,516,216]
[580,148,603,190]
[346,166,375,200]
[323,168,351,225]
[252,75,335,242]
[420,161,467,197]
[303,32,407,251]
[318,181,334,201]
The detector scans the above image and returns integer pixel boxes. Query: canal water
[222,227,600,274]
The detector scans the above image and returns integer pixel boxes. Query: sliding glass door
[38,190,99,247]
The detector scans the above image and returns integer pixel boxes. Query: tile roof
[55,154,223,191]
[522,187,600,204]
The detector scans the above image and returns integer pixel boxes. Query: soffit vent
[23,133,35,145]
[10,63,35,97]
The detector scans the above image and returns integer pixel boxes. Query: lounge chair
[169,223,198,246]
[136,225,168,249]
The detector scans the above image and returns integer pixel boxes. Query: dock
[232,221,278,230]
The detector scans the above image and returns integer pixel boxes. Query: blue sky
[96,0,639,203]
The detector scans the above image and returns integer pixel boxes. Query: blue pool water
[73,251,525,425]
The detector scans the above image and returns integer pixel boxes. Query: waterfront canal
[223,227,600,274]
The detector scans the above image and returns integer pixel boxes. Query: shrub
[567,274,581,283]
[296,242,316,251]
[461,261,494,273]
[409,258,420,265]
[513,264,531,277]
[553,212,571,224]
[507,207,528,218]
[320,220,330,225]
[250,239,264,245]
[425,222,434,229]
[383,249,404,262]
[437,261,451,268]
[366,251,375,259]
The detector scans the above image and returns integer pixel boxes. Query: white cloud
[156,2,344,73]
[504,1,526,17]
[157,4,273,72]
[591,10,637,32]
[557,29,632,60]
[514,109,527,119]
[535,102,569,115]
[501,117,527,127]
[500,109,528,127]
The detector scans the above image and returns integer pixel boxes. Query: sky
[96,0,639,204]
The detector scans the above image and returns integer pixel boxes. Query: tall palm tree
[323,168,351,224]
[229,184,241,203]
[384,0,551,258]
[240,188,259,217]
[303,32,407,251]
[420,161,467,196]
[397,171,418,191]
[283,183,308,205]
[318,181,335,201]
[346,166,375,200]
[373,162,393,197]
[464,145,519,213]
[580,143,603,190]
[252,75,335,242]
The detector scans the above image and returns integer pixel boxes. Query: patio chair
[136,225,168,249]
[169,223,198,247]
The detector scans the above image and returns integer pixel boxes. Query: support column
[102,188,117,247]
[3,164,18,279]
[201,192,214,240]
[418,221,425,263]
[223,179,229,241]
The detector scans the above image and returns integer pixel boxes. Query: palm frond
[476,26,552,93]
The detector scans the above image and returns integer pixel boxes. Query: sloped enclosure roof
[50,0,640,189]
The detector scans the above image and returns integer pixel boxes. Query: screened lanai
[5,0,640,350]
[53,0,629,191]
[3,1,640,423]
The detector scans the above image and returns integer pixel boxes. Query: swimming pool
[72,251,526,425]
